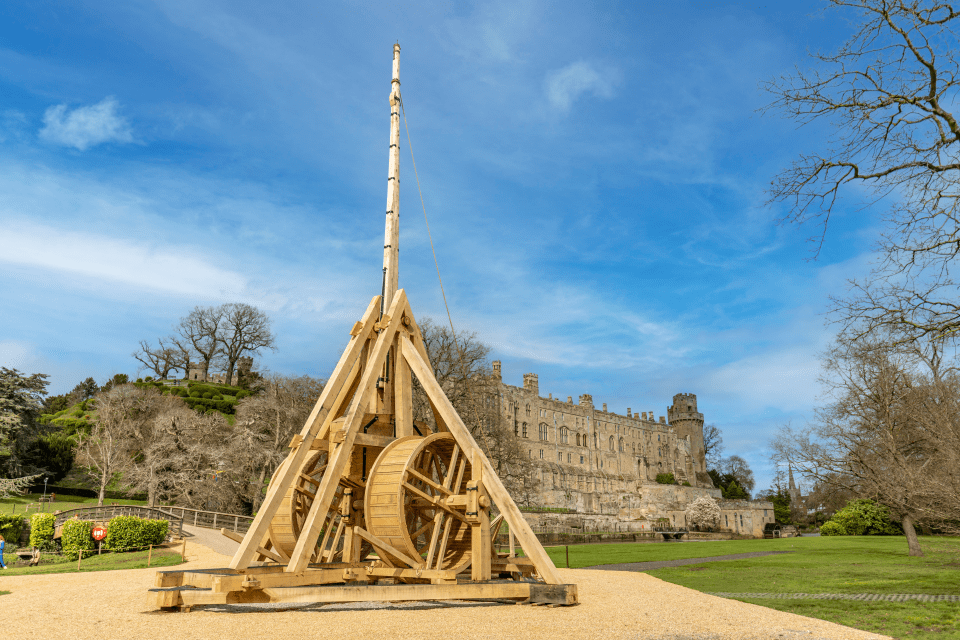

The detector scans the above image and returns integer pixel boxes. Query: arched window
[618,437,624,452]
[560,427,568,444]
[526,404,531,417]
[575,433,581,446]
[609,435,615,451]
[539,423,549,441]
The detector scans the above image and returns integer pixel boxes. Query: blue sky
[1,1,881,492]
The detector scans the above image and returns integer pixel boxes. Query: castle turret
[523,373,538,395]
[667,393,707,484]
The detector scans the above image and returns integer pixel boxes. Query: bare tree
[176,306,225,382]
[77,385,156,505]
[720,455,756,494]
[225,374,325,512]
[132,338,187,380]
[773,332,960,556]
[703,423,724,470]
[218,303,275,386]
[764,1,960,341]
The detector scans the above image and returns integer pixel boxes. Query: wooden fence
[155,506,254,534]
[53,505,184,538]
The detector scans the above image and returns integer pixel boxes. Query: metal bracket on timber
[149,44,576,611]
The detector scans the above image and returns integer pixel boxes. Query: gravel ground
[585,551,795,572]
[0,535,890,640]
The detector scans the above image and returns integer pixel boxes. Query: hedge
[819,521,847,536]
[0,514,25,545]
[60,518,95,560]
[102,515,168,551]
[29,513,55,549]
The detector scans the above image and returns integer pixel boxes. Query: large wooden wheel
[365,432,487,571]
[267,447,371,562]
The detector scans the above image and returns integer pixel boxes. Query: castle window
[558,451,563,462]
[560,427,568,444]
[594,433,599,448]
[514,422,520,436]
[567,453,571,463]
[526,404,531,417]
[580,455,584,464]
[539,449,544,459]
[575,433,580,446]
[522,423,528,438]
[618,438,624,452]
[539,423,548,441]
[609,436,615,451]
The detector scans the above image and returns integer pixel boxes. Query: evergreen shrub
[102,516,168,551]
[0,514,25,544]
[819,521,847,536]
[60,518,95,559]
[827,499,901,536]
[655,473,676,485]
[29,513,55,549]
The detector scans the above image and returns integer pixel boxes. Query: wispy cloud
[39,97,134,150]
[545,61,615,112]
[1,221,246,299]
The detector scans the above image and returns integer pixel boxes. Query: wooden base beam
[153,580,578,609]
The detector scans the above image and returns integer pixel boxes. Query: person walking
[0,534,7,569]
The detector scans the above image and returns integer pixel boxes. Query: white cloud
[0,221,247,299]
[545,61,615,112]
[39,97,134,150]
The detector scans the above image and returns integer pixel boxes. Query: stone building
[493,362,774,537]
[187,356,253,386]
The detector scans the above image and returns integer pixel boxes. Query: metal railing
[52,505,184,538]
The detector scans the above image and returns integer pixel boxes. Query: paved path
[584,550,794,571]
[710,593,960,602]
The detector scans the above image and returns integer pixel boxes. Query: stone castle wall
[493,363,773,537]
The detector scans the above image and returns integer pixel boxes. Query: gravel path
[0,534,891,640]
[585,550,795,572]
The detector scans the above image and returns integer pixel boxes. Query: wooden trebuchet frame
[150,44,576,610]
[150,292,577,610]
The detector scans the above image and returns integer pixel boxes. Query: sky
[0,1,884,493]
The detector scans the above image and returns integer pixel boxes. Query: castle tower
[667,393,706,484]
[523,373,538,395]
[187,361,209,382]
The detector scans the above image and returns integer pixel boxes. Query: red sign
[92,526,107,541]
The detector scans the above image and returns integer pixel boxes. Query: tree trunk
[902,514,924,557]
[98,468,108,506]
[252,465,268,513]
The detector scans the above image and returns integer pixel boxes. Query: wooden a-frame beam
[399,334,564,585]
[286,290,410,573]
[229,295,381,570]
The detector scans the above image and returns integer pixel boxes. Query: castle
[493,362,774,537]
[186,356,253,386]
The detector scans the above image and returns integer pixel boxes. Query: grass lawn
[0,493,150,515]
[551,536,960,640]
[1,547,183,576]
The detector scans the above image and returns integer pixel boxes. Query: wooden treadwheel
[267,447,371,562]
[364,432,488,571]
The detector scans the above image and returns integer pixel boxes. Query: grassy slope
[1,493,149,515]
[1,548,182,575]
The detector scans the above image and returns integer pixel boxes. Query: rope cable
[399,95,495,455]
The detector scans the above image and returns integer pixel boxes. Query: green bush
[828,499,901,536]
[682,481,691,487]
[29,513,55,549]
[235,390,250,400]
[655,473,676,485]
[0,514,25,545]
[103,516,169,551]
[819,521,848,536]
[145,376,153,381]
[60,518,95,560]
